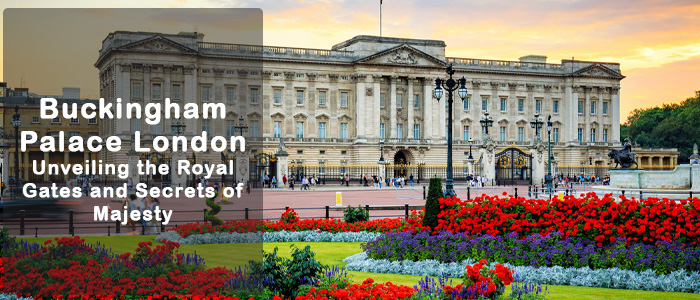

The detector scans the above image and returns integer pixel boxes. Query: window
[380,123,386,139]
[518,127,524,142]
[152,83,162,100]
[32,116,39,123]
[590,128,597,142]
[318,122,326,139]
[296,90,305,105]
[69,132,80,137]
[152,122,162,135]
[52,117,61,124]
[578,101,583,114]
[578,128,584,142]
[482,97,488,111]
[499,126,506,141]
[250,88,259,103]
[340,123,348,139]
[227,87,236,103]
[250,121,259,137]
[70,118,79,124]
[553,100,559,113]
[201,86,211,102]
[172,84,181,100]
[296,122,304,138]
[340,92,348,107]
[274,121,282,138]
[463,126,470,140]
[131,118,141,132]
[414,94,420,108]
[131,82,142,100]
[603,129,609,142]
[603,102,609,115]
[273,89,282,105]
[553,128,559,142]
[536,100,542,113]
[318,91,327,106]
[397,94,403,108]
[397,124,403,138]
[463,97,470,110]
[88,118,97,125]
[380,93,386,107]
[227,120,236,137]
[591,101,596,114]
[202,69,211,74]
[320,150,325,155]
[414,124,421,139]
[201,120,210,134]
[500,98,507,112]
[518,99,524,112]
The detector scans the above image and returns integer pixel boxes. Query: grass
[18,235,700,300]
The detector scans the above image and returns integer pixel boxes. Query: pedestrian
[379,176,383,189]
[214,181,219,193]
[363,174,368,187]
[289,179,295,190]
[283,174,288,189]
[410,174,414,186]
[272,176,277,188]
[127,177,133,192]
[310,176,316,190]
[148,197,161,234]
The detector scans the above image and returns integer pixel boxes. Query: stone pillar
[564,84,576,143]
[355,74,366,139]
[531,146,546,186]
[584,87,591,143]
[171,151,187,188]
[118,63,131,135]
[373,76,381,138]
[407,77,415,139]
[127,150,141,186]
[423,79,433,140]
[389,76,397,138]
[612,87,621,144]
[378,162,386,182]
[43,152,50,182]
[481,146,496,186]
[237,156,250,183]
[183,66,198,134]
[692,165,700,191]
[276,154,288,189]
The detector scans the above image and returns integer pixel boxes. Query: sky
[1,0,699,123]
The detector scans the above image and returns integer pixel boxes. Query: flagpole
[380,0,382,37]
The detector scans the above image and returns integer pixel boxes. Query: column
[373,76,381,138]
[472,86,481,138]
[128,151,141,185]
[118,63,131,135]
[438,85,447,140]
[407,77,415,139]
[612,87,621,144]
[389,76,397,138]
[564,84,578,143]
[355,74,366,138]
[423,79,433,140]
[584,87,591,143]
[171,151,187,187]
[43,152,50,182]
[276,154,288,189]
[183,66,198,134]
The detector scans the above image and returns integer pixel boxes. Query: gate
[140,151,172,186]
[495,147,532,185]
[249,153,276,188]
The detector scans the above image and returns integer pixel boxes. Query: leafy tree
[422,177,444,229]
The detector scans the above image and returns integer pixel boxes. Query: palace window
[172,84,181,100]
[578,101,584,114]
[250,88,259,103]
[131,82,142,100]
[603,102,609,115]
[201,120,210,134]
[500,98,507,112]
[518,127,524,142]
[318,90,327,106]
[318,122,326,139]
[590,128,597,142]
[152,122,162,135]
[227,87,236,103]
[482,97,488,111]
[340,92,348,107]
[499,126,506,141]
[380,123,386,138]
[414,94,420,108]
[397,94,403,108]
[88,118,97,125]
[380,93,386,107]
[603,128,609,142]
[273,121,281,138]
[70,118,79,124]
[536,100,542,113]
[463,126,470,140]
[32,116,39,123]
[591,101,597,114]
[227,120,236,137]
[273,89,282,105]
[201,86,211,102]
[397,124,403,138]
[296,90,305,105]
[152,83,162,100]
[578,128,584,142]
[553,100,559,113]
[518,99,524,112]
[340,123,348,139]
[553,128,559,142]
[250,121,259,137]
[296,122,304,138]
[131,118,141,132]
[463,97,470,110]
[414,124,421,139]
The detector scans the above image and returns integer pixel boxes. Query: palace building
[95,31,676,186]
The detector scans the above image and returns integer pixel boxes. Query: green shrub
[205,191,223,226]
[249,245,324,298]
[343,205,369,223]
[422,177,443,229]
[1,227,17,257]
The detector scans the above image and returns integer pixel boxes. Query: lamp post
[479,111,494,137]
[234,115,248,136]
[530,112,543,138]
[378,139,385,164]
[433,64,468,197]
[11,106,20,198]
[468,137,474,160]
[545,115,553,194]
[170,118,186,186]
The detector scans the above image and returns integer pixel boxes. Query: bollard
[108,226,111,236]
[621,190,625,196]
[161,211,166,232]
[19,210,25,236]
[565,189,569,196]
[365,204,370,218]
[69,209,74,236]
[423,186,426,200]
[116,220,121,234]
[514,188,518,198]
[467,187,471,200]
[203,208,208,222]
[640,191,643,199]
[245,208,249,220]
[285,206,289,211]
[325,206,330,219]
[405,204,409,219]
[528,186,532,197]
[534,190,538,199]
[35,227,38,238]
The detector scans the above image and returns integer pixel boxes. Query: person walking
[148,197,161,234]
[409,174,414,186]
[282,174,288,189]
[271,176,277,188]
[378,176,383,189]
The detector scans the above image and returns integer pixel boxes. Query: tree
[422,177,444,229]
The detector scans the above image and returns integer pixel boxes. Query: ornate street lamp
[530,112,543,138]
[171,118,186,136]
[234,115,248,136]
[378,139,385,164]
[11,106,20,198]
[467,137,474,161]
[479,110,494,136]
[545,115,553,194]
[433,64,468,197]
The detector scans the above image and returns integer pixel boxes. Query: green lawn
[18,235,700,300]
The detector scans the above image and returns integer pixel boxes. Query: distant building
[62,87,80,99]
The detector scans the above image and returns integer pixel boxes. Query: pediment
[573,64,624,79]
[118,35,198,54]
[355,44,446,68]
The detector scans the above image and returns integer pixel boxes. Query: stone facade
[95,31,632,185]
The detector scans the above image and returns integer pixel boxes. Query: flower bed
[437,193,700,245]
[157,230,381,245]
[342,252,700,293]
[363,231,700,274]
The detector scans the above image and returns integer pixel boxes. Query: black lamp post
[11,106,20,197]
[170,118,186,186]
[479,111,494,137]
[545,115,553,194]
[530,112,543,138]
[378,139,385,164]
[468,137,474,160]
[433,64,468,197]
[234,116,248,136]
